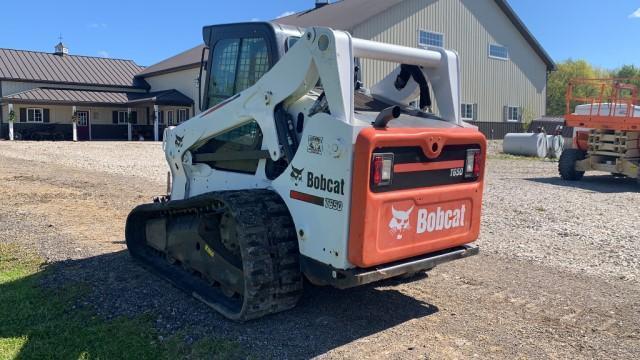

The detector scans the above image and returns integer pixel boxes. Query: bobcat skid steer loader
[126,22,486,321]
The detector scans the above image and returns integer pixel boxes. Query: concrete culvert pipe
[503,133,548,158]
[546,135,565,159]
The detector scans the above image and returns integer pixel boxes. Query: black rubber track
[558,149,586,181]
[125,189,303,321]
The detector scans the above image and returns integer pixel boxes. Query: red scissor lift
[560,79,640,183]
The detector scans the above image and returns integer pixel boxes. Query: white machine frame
[162,27,462,269]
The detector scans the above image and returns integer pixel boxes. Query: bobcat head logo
[389,206,414,240]
[290,166,304,186]
[174,134,184,148]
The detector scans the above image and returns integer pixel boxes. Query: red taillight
[465,149,481,179]
[373,156,383,184]
[372,153,394,186]
[473,151,481,178]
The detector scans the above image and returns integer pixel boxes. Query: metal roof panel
[0,48,145,87]
[2,87,192,106]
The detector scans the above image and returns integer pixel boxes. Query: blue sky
[0,0,638,69]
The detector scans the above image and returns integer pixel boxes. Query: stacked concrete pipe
[545,134,565,159]
[503,133,548,158]
[503,133,565,158]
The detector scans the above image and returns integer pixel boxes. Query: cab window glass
[207,38,240,107]
[207,37,269,107]
[236,38,269,93]
[194,121,263,174]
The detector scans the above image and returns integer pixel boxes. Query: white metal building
[277,0,555,124]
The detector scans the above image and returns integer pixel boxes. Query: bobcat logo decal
[174,135,184,148]
[290,166,304,186]
[389,206,414,240]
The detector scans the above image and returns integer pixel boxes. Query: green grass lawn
[0,244,245,360]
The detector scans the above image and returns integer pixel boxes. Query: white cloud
[97,50,110,58]
[629,8,640,18]
[277,11,295,19]
[250,17,260,22]
[88,23,107,29]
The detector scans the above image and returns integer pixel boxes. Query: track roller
[125,190,303,321]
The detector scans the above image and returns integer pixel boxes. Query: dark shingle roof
[136,45,206,78]
[0,48,146,88]
[3,88,192,106]
[276,0,555,71]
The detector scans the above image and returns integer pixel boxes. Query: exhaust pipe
[373,106,401,128]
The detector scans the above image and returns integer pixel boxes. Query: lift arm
[163,27,462,200]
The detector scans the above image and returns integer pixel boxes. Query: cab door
[202,23,280,110]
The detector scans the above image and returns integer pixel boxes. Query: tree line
[547,61,640,116]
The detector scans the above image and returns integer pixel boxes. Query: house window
[178,109,188,123]
[419,30,444,48]
[506,106,521,122]
[76,111,89,126]
[167,110,175,125]
[489,44,509,60]
[117,111,128,124]
[27,108,43,123]
[461,103,476,121]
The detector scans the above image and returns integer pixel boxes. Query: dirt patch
[0,154,164,259]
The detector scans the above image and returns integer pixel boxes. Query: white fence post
[8,103,14,141]
[72,105,78,142]
[153,105,159,142]
[127,107,132,141]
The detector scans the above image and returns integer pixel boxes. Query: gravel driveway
[0,141,168,181]
[0,141,638,359]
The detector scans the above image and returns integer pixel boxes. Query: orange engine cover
[348,127,486,268]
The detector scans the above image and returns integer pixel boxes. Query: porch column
[127,107,132,141]
[8,103,14,141]
[153,105,159,142]
[72,106,78,142]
